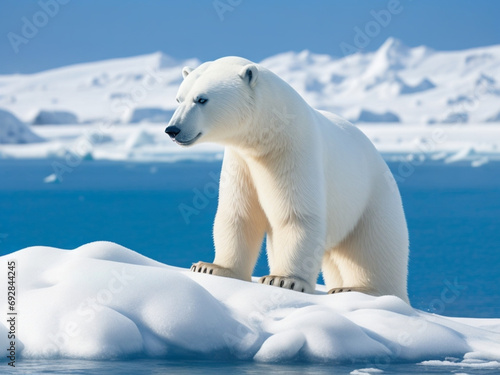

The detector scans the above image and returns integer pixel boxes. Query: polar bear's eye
[176,97,180,103]
[196,97,208,105]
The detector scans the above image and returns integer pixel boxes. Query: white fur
[167,57,409,302]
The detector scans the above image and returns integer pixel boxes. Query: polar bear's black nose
[165,125,181,139]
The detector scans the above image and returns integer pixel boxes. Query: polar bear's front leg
[191,149,268,281]
[258,213,326,294]
[248,152,327,294]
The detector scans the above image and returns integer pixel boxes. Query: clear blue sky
[1,0,499,74]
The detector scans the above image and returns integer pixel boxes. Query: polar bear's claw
[327,286,375,295]
[190,261,236,278]
[258,275,312,293]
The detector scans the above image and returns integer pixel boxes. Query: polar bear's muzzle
[165,125,181,139]
[165,125,202,146]
[164,125,181,139]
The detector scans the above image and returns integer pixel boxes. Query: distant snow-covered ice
[1,123,498,168]
[1,38,500,125]
[1,37,499,165]
[1,241,499,364]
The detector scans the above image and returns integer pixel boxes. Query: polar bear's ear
[182,66,193,79]
[239,64,258,88]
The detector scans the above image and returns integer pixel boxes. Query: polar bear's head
[165,57,259,146]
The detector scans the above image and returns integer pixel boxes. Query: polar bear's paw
[327,286,374,295]
[258,275,313,293]
[190,261,238,279]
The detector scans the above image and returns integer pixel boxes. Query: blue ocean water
[10,358,500,375]
[12,358,500,375]
[0,159,499,374]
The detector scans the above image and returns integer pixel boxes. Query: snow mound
[2,242,500,363]
[0,108,44,144]
[32,110,79,125]
[353,109,400,123]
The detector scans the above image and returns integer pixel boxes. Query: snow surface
[1,242,499,364]
[1,38,500,125]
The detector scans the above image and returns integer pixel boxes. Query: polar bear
[165,57,409,302]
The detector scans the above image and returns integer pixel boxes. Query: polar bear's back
[313,109,395,247]
[315,109,387,176]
